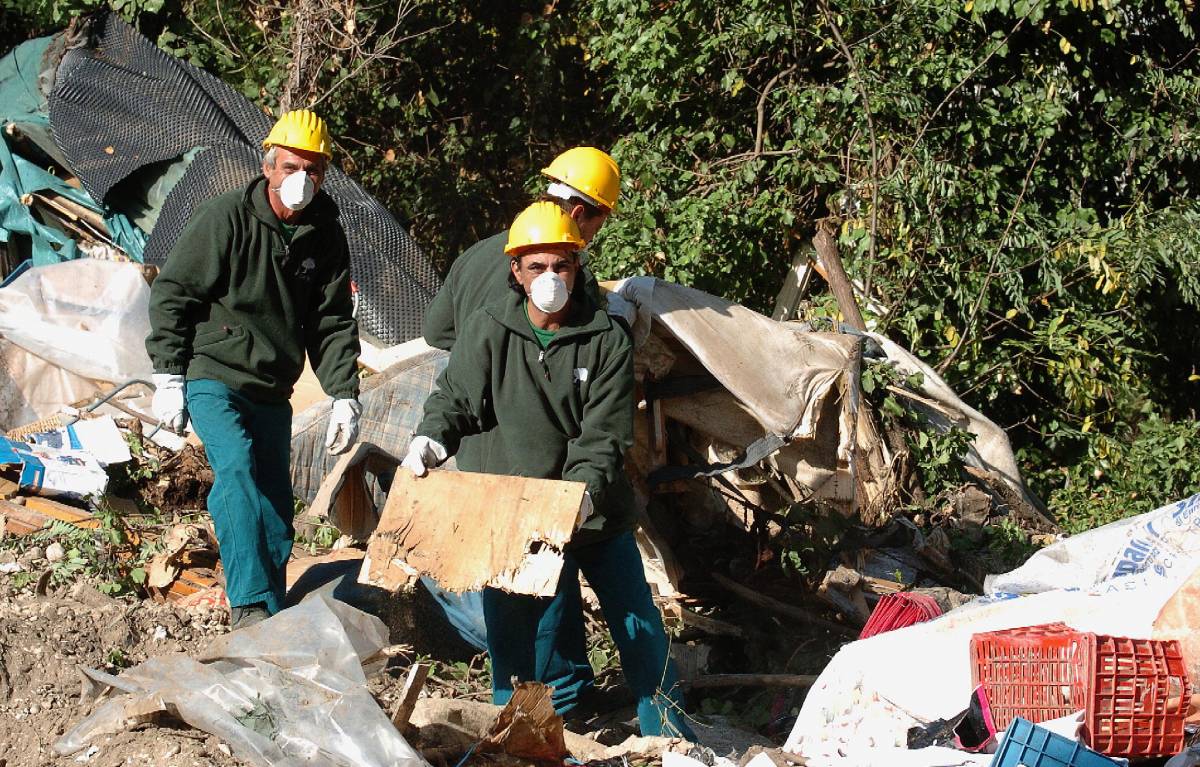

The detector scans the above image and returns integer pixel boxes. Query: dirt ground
[0,581,242,767]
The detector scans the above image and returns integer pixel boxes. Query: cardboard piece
[25,415,132,465]
[361,469,585,597]
[0,435,108,500]
[480,682,569,762]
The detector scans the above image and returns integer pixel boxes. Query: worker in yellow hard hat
[146,109,362,630]
[422,146,627,350]
[404,201,693,738]
[417,146,629,713]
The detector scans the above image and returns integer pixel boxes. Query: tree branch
[937,134,1048,375]
[754,65,797,155]
[820,1,880,291]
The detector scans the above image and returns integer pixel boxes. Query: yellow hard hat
[505,201,585,256]
[263,109,332,158]
[541,146,621,211]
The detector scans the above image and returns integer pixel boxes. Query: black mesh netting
[46,11,439,345]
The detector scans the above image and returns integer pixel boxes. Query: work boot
[229,602,270,630]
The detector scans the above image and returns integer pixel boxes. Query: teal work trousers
[186,379,294,613]
[482,530,694,739]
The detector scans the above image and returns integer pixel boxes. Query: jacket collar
[487,285,612,347]
[242,176,335,236]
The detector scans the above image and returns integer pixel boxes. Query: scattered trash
[23,414,132,466]
[479,682,569,762]
[54,592,426,767]
[0,434,108,500]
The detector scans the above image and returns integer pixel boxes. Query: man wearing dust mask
[145,109,361,629]
[401,201,694,739]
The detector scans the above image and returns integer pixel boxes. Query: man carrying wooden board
[402,201,693,738]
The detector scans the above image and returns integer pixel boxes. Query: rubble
[8,14,1199,767]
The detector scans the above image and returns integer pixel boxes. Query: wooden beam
[812,227,867,331]
[683,673,818,690]
[712,572,857,637]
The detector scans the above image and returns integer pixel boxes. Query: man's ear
[569,203,587,223]
[510,257,521,282]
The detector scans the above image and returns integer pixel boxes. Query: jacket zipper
[538,349,551,381]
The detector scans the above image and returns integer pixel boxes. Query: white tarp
[0,259,154,383]
[986,493,1200,595]
[785,494,1200,767]
[615,277,860,458]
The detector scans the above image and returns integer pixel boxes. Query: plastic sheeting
[0,259,153,382]
[784,495,1200,767]
[863,331,1044,515]
[0,36,147,263]
[615,277,860,455]
[55,592,428,767]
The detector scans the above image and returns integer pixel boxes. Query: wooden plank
[712,572,858,637]
[0,499,58,535]
[23,496,99,528]
[362,469,585,597]
[390,663,430,732]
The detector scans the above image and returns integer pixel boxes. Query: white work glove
[577,491,594,529]
[610,276,656,346]
[151,373,188,433]
[402,435,447,477]
[324,398,362,455]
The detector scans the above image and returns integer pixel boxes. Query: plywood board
[361,469,585,597]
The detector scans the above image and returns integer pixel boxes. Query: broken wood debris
[361,468,585,597]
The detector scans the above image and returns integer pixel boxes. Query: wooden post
[812,227,867,331]
[390,663,429,732]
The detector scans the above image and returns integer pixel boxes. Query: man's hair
[263,145,327,173]
[538,193,605,221]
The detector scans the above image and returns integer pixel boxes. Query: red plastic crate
[970,623,1189,758]
[859,592,942,639]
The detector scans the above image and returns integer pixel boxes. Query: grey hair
[263,146,277,168]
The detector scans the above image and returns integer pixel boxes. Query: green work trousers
[186,378,294,613]
[482,530,694,738]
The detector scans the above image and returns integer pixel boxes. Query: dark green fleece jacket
[417,289,636,547]
[422,230,602,351]
[145,177,360,403]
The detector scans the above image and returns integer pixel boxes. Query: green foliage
[582,0,1200,522]
[3,0,1200,528]
[1048,414,1200,533]
[1,496,159,595]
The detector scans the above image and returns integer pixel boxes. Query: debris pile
[4,11,1200,767]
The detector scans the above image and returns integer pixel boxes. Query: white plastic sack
[985,493,1200,595]
[0,259,154,382]
[55,592,427,767]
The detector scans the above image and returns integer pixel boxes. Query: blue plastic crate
[990,718,1120,767]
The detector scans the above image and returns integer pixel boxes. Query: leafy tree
[4,0,1200,526]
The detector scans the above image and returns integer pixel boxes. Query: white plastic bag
[0,259,154,382]
[55,593,427,767]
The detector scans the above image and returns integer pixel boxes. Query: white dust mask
[530,271,569,313]
[277,170,315,211]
